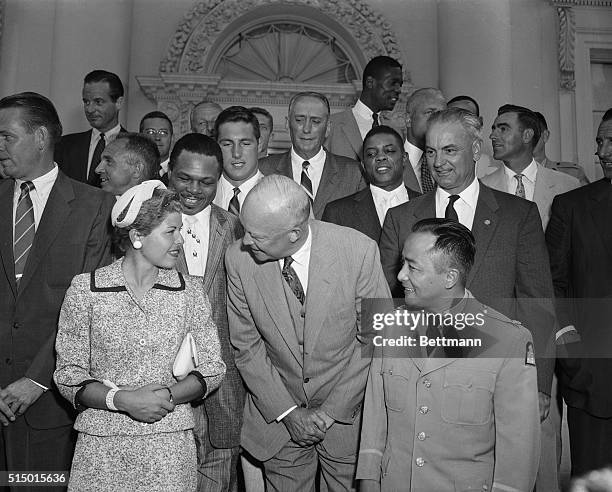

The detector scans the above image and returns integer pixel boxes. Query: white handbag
[172,332,199,381]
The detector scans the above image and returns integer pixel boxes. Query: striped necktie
[515,174,526,199]
[88,132,105,186]
[301,161,313,199]
[228,187,240,215]
[14,181,36,285]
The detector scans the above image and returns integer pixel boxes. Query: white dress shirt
[370,184,409,226]
[290,147,325,198]
[181,208,211,277]
[404,140,423,189]
[159,158,170,177]
[352,99,377,140]
[213,170,263,211]
[88,123,122,177]
[435,178,480,230]
[276,225,313,422]
[13,165,59,235]
[503,158,538,201]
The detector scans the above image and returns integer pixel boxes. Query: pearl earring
[133,240,143,250]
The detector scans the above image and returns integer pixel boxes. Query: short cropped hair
[533,111,548,133]
[497,104,541,149]
[601,108,612,123]
[447,95,480,117]
[214,106,260,141]
[0,92,63,147]
[412,218,476,285]
[249,107,273,128]
[112,188,182,255]
[427,107,483,144]
[139,111,173,133]
[288,92,330,117]
[84,70,124,101]
[363,125,404,153]
[115,133,159,181]
[362,56,402,90]
[168,133,223,176]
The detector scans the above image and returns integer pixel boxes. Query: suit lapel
[340,114,363,159]
[354,188,381,238]
[403,155,421,193]
[18,173,74,294]
[412,192,436,221]
[277,152,293,179]
[0,181,17,299]
[203,206,227,294]
[468,184,499,286]
[484,167,506,193]
[253,262,303,366]
[313,153,339,218]
[533,165,554,224]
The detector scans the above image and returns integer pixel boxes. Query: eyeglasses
[143,129,170,136]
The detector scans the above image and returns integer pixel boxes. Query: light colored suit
[481,162,579,229]
[327,108,364,163]
[225,221,390,486]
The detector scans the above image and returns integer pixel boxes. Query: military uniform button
[415,457,425,467]
[419,406,429,414]
[417,431,426,441]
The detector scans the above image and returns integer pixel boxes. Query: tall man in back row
[379,108,556,419]
[226,175,390,490]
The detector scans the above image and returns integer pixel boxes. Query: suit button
[417,431,426,441]
[5,358,12,365]
[303,378,310,383]
[13,322,20,330]
[300,403,307,408]
[423,379,431,388]
[300,312,305,318]
[419,406,429,414]
[415,457,425,467]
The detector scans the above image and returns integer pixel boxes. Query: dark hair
[602,108,612,123]
[288,92,330,116]
[497,104,541,149]
[533,111,548,133]
[214,106,260,141]
[139,111,173,133]
[249,107,273,128]
[112,188,182,255]
[447,95,480,117]
[411,218,476,285]
[168,133,223,176]
[115,133,160,181]
[362,56,402,90]
[84,70,124,101]
[0,92,62,147]
[363,125,404,153]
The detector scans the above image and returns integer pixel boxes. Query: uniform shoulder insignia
[525,341,536,366]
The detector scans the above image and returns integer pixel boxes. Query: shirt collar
[220,169,263,194]
[290,146,326,172]
[370,184,407,200]
[92,123,121,140]
[503,158,538,184]
[182,205,211,226]
[288,224,312,268]
[353,99,375,120]
[436,177,480,209]
[160,158,169,175]
[91,258,185,291]
[15,164,58,189]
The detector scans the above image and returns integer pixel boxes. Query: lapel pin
[484,219,491,226]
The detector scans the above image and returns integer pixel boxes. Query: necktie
[228,187,240,215]
[282,257,305,305]
[420,153,436,193]
[515,174,526,199]
[301,161,313,199]
[14,181,36,285]
[445,195,460,222]
[372,112,380,128]
[88,133,105,186]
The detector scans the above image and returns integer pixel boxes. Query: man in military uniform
[357,218,540,492]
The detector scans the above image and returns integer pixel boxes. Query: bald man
[225,175,390,491]
[191,101,223,138]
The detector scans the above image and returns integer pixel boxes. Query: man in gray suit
[168,133,245,492]
[326,56,403,163]
[226,175,390,491]
[259,92,365,219]
[379,107,556,422]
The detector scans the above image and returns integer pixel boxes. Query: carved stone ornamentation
[557,6,576,91]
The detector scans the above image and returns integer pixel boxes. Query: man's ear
[114,96,124,112]
[472,139,482,162]
[365,75,376,90]
[35,126,49,152]
[522,128,535,146]
[445,268,460,289]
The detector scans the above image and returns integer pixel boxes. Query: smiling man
[322,125,420,241]
[327,56,403,163]
[259,91,364,219]
[55,70,127,187]
[379,107,557,422]
[167,133,246,491]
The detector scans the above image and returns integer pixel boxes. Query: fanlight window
[215,22,358,84]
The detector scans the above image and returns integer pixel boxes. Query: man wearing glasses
[140,111,174,183]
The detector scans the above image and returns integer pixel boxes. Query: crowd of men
[0,55,611,492]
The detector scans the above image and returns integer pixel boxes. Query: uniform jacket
[54,260,225,435]
[481,162,580,229]
[175,204,246,448]
[258,150,365,219]
[0,171,114,429]
[546,179,612,417]
[321,185,421,242]
[357,293,540,492]
[225,220,391,460]
[55,127,127,184]
[379,182,557,393]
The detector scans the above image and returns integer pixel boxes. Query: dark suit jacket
[321,186,421,242]
[379,182,556,393]
[0,171,114,429]
[546,179,612,416]
[259,150,365,219]
[55,127,127,184]
[175,204,246,448]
